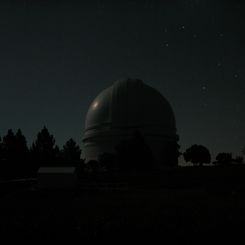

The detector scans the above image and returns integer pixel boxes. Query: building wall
[82,132,179,167]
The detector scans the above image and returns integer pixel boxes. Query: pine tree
[242,147,245,156]
[2,129,16,161]
[1,129,30,178]
[15,129,29,160]
[62,138,81,166]
[30,127,58,165]
[0,136,2,162]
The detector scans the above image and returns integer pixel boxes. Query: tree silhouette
[61,138,81,166]
[115,131,153,170]
[14,129,32,177]
[0,129,31,178]
[215,152,232,165]
[30,127,59,166]
[234,156,243,164]
[2,129,16,161]
[1,130,16,179]
[183,144,211,166]
[242,147,245,157]
[15,129,29,161]
[0,136,2,162]
[54,145,62,163]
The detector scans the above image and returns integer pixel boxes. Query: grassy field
[1,166,245,243]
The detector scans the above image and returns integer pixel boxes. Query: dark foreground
[1,166,245,243]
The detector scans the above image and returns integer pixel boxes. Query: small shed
[37,167,77,189]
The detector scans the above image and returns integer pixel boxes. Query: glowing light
[202,85,207,91]
[92,101,98,109]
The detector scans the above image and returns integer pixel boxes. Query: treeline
[182,144,244,166]
[86,144,245,173]
[0,127,244,179]
[0,127,82,180]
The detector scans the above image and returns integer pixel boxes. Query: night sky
[0,0,244,162]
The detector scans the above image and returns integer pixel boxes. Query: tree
[215,152,232,165]
[0,136,2,162]
[0,129,31,178]
[30,127,58,166]
[1,130,17,179]
[2,129,15,160]
[62,138,81,166]
[115,131,153,170]
[183,144,211,166]
[15,129,32,177]
[2,129,17,161]
[234,156,243,164]
[15,129,29,161]
[1,129,29,160]
[242,147,245,156]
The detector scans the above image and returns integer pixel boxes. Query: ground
[0,166,245,243]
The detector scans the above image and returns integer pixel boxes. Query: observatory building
[82,78,179,167]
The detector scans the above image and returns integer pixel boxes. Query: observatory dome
[82,78,179,167]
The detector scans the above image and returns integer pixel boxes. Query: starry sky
[0,0,244,161]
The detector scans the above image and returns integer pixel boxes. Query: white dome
[82,78,179,166]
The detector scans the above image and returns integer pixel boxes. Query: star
[202,103,208,108]
[202,85,207,91]
[161,42,169,47]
